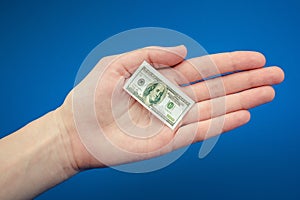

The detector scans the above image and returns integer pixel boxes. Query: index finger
[173,51,266,84]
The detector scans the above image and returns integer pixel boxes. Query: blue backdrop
[0,0,298,199]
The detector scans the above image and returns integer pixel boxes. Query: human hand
[56,45,284,170]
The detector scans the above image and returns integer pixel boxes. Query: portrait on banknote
[142,82,167,106]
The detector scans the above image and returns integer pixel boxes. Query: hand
[56,45,284,170]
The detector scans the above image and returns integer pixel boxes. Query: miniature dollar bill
[123,61,195,130]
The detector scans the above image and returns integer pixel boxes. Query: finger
[173,51,266,84]
[182,66,284,102]
[182,86,275,125]
[172,110,251,150]
[113,45,187,75]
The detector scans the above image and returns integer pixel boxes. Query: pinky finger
[172,110,251,150]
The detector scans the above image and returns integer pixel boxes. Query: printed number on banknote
[123,61,194,130]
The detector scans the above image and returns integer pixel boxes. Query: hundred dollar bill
[123,61,195,130]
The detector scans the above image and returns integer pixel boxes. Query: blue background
[0,0,298,199]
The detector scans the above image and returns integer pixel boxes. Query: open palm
[60,45,284,170]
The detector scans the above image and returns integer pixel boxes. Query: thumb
[115,45,187,74]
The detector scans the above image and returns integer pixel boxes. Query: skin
[0,45,284,199]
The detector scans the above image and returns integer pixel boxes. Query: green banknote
[123,61,194,129]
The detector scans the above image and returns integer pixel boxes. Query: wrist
[52,108,80,173]
[55,93,103,171]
